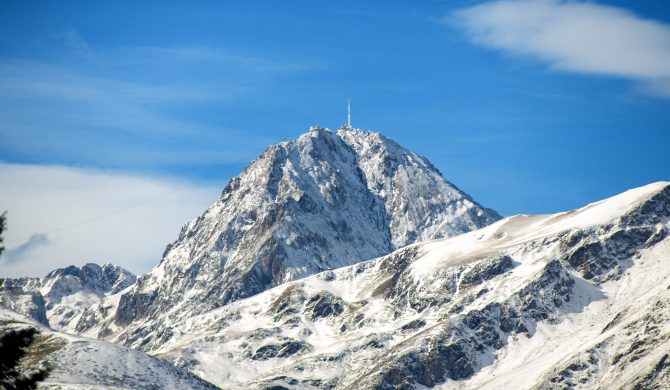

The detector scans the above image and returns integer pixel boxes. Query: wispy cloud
[0,60,230,104]
[0,162,220,277]
[450,0,670,98]
[54,30,93,61]
[0,32,315,169]
[0,59,254,140]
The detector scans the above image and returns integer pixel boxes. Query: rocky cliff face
[0,263,135,330]
[78,127,500,338]
[337,129,499,247]
[75,182,670,389]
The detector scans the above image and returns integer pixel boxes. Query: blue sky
[1,0,669,276]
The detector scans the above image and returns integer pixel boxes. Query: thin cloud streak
[450,0,670,97]
[135,46,320,74]
[0,61,236,103]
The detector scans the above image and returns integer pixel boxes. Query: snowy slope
[0,307,217,389]
[74,126,500,342]
[84,181,670,389]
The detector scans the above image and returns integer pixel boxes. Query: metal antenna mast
[347,98,351,128]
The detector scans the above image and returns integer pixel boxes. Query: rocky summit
[74,127,500,343]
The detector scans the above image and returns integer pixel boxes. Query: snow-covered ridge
[0,263,135,331]
[75,126,500,344]
[77,181,670,389]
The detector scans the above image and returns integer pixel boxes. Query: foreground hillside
[74,182,670,389]
[0,307,217,389]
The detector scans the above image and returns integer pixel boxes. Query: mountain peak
[76,126,501,340]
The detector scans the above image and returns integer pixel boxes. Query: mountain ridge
[0,263,136,331]
[74,181,669,389]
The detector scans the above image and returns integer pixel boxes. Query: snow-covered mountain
[0,263,135,331]
[74,127,500,340]
[77,182,670,389]
[6,127,666,390]
[0,307,217,389]
[40,263,136,331]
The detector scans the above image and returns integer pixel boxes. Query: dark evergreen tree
[0,328,51,389]
[0,211,6,256]
[0,215,51,388]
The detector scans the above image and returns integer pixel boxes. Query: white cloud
[0,163,220,278]
[451,0,670,97]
